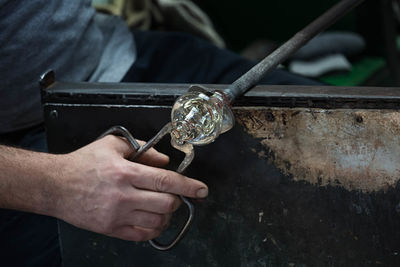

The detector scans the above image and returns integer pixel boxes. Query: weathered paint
[45,101,400,266]
[235,107,400,192]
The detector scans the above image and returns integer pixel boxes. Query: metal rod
[130,122,172,161]
[224,0,365,103]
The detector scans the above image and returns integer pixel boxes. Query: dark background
[192,0,400,86]
[193,0,378,54]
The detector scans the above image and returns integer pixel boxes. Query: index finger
[100,135,169,167]
[133,140,170,167]
[128,163,208,199]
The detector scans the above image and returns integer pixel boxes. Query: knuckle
[149,229,162,240]
[112,164,130,183]
[103,134,119,145]
[106,186,127,205]
[112,190,128,205]
[154,173,172,192]
[132,230,148,242]
[162,195,179,213]
[149,214,164,228]
[134,229,160,242]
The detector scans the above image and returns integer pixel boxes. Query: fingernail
[196,188,208,198]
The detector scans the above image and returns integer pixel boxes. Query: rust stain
[235,107,400,192]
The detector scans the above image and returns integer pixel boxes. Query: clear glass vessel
[170,86,234,145]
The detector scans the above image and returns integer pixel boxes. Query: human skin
[0,135,208,241]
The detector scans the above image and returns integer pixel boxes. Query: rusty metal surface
[235,107,400,192]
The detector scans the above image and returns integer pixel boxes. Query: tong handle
[98,125,195,250]
[149,195,194,250]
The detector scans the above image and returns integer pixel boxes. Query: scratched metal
[235,107,400,192]
[42,82,400,266]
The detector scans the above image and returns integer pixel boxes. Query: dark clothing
[123,30,321,86]
[0,0,134,134]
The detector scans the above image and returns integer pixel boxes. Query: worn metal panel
[235,108,400,192]
[42,84,400,266]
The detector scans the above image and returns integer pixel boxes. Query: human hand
[50,135,208,241]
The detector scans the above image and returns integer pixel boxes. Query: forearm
[0,145,60,215]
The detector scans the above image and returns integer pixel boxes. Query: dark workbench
[42,82,400,266]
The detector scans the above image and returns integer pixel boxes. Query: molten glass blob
[170,86,234,145]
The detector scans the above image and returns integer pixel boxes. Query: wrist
[32,153,67,217]
[0,145,65,217]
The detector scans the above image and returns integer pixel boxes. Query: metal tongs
[98,123,194,251]
[99,0,364,250]
[99,122,194,250]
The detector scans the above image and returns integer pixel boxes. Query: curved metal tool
[98,124,195,251]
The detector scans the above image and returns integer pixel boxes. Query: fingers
[111,225,162,241]
[100,135,135,157]
[134,140,169,167]
[129,164,208,199]
[122,210,172,230]
[110,212,173,242]
[100,135,169,167]
[131,190,182,214]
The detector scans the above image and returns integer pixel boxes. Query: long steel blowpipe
[224,0,365,103]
